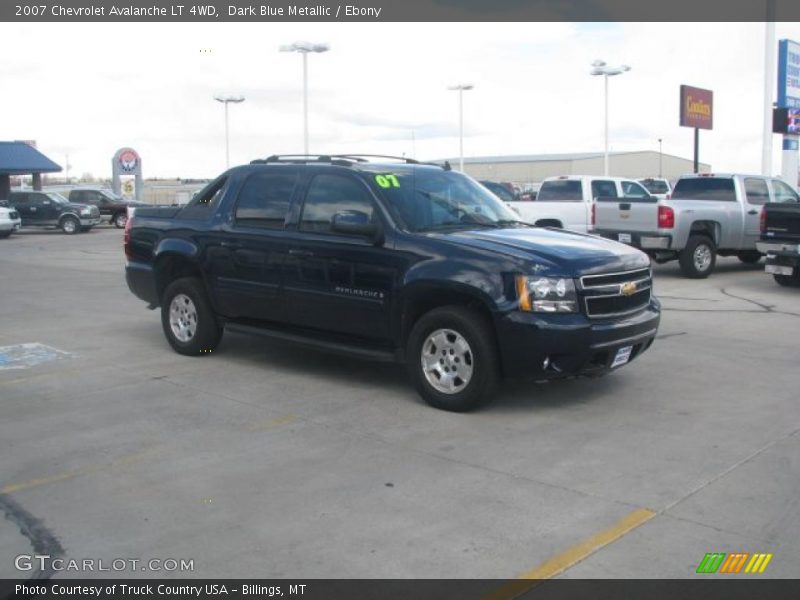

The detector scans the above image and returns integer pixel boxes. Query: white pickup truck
[594,173,800,278]
[508,175,652,233]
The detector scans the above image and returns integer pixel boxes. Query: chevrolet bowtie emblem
[621,281,637,296]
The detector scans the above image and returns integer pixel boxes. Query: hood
[434,227,650,276]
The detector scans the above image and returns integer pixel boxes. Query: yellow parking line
[0,447,161,495]
[484,508,656,600]
[244,414,299,432]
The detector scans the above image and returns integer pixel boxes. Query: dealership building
[441,151,710,187]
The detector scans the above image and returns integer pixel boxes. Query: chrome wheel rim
[63,219,76,233]
[117,214,127,227]
[421,328,474,395]
[169,294,198,342]
[694,244,712,272]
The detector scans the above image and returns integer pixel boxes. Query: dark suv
[125,155,660,411]
[8,191,100,234]
[69,188,143,228]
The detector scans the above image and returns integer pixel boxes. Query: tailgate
[594,196,660,233]
[763,202,800,241]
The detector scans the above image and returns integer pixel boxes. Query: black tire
[406,306,499,412]
[160,277,223,356]
[678,235,716,278]
[0,230,11,239]
[80,226,93,233]
[737,251,762,264]
[113,212,128,228]
[773,270,800,287]
[60,215,80,235]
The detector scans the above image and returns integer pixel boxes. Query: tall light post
[448,84,474,172]
[280,41,330,155]
[658,138,663,178]
[214,95,245,169]
[590,60,630,176]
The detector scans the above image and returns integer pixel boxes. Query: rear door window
[590,180,617,199]
[671,178,736,202]
[537,180,583,202]
[180,176,229,220]
[234,171,298,229]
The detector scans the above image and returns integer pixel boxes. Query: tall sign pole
[680,85,713,173]
[763,1,776,175]
[777,39,800,186]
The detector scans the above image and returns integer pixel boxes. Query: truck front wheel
[679,235,716,278]
[160,277,223,355]
[406,306,499,412]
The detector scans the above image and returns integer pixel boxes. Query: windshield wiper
[493,219,534,228]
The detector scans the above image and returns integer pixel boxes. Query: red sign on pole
[680,85,713,130]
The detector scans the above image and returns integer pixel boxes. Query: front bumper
[494,300,661,379]
[595,230,673,250]
[79,216,102,227]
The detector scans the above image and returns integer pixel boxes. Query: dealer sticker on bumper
[611,345,633,368]
[617,233,632,244]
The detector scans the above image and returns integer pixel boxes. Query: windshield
[639,179,669,194]
[372,169,522,232]
[46,192,70,204]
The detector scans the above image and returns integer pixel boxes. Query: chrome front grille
[579,267,652,318]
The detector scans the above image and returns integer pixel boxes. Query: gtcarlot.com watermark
[15,554,194,573]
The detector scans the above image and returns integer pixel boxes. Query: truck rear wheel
[161,277,223,355]
[678,235,716,278]
[406,306,499,412]
[774,270,800,287]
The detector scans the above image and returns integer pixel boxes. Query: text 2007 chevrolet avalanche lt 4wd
[125,155,660,411]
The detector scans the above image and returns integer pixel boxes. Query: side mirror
[331,210,380,239]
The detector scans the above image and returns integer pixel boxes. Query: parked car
[594,173,797,278]
[638,177,672,199]
[508,175,652,233]
[479,180,517,203]
[756,194,800,287]
[0,203,21,238]
[125,155,660,412]
[68,187,145,228]
[7,191,101,234]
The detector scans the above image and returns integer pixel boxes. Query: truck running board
[224,322,401,363]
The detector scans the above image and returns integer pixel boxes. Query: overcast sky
[1,21,799,180]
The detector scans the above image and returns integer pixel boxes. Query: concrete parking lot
[0,227,798,581]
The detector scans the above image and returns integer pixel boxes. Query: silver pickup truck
[594,173,800,278]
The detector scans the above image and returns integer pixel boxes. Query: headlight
[80,208,91,216]
[515,275,578,313]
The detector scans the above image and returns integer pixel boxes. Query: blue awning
[0,142,62,175]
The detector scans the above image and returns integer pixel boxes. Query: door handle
[289,249,314,257]
[747,210,758,215]
[220,240,243,249]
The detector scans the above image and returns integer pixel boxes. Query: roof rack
[249,154,451,170]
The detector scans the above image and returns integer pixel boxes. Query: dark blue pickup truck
[125,155,660,411]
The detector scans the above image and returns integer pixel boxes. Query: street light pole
[214,95,245,169]
[591,60,630,176]
[280,41,330,155]
[658,138,663,178]
[448,84,474,172]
